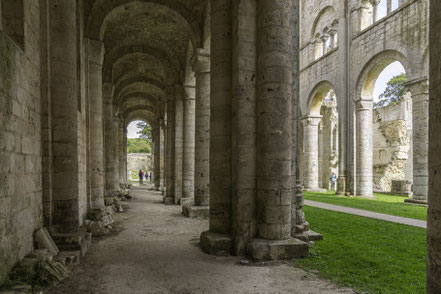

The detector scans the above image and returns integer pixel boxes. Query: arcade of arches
[0,0,440,292]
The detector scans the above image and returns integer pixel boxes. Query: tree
[136,121,152,143]
[374,73,407,108]
[127,138,151,154]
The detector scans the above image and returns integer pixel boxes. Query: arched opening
[126,120,153,185]
[303,82,339,192]
[357,52,412,197]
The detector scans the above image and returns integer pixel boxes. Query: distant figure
[139,169,144,185]
[149,171,152,182]
[145,172,149,181]
[330,173,336,191]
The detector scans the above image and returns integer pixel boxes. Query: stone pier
[302,116,322,191]
[356,100,373,198]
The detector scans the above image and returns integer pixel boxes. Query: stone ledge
[247,238,308,261]
[182,206,209,219]
[200,231,232,256]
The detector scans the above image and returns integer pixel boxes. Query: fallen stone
[35,258,69,286]
[55,251,81,267]
[34,228,59,256]
[89,221,109,237]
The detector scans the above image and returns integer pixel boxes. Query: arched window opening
[1,0,24,49]
[391,0,399,11]
[375,0,388,21]
[359,1,374,31]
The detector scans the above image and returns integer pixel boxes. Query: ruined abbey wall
[0,0,43,283]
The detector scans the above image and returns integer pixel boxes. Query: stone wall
[0,0,43,284]
[127,153,152,172]
[372,95,412,192]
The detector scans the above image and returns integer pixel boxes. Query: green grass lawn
[294,206,426,294]
[303,191,427,221]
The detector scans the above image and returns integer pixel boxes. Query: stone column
[183,49,210,218]
[49,0,82,233]
[406,78,429,203]
[174,86,184,204]
[356,100,373,198]
[320,34,330,55]
[181,85,196,206]
[118,117,125,185]
[428,1,441,291]
[336,0,350,195]
[200,0,234,256]
[371,0,380,22]
[302,116,322,191]
[153,122,160,190]
[160,120,165,191]
[248,0,308,261]
[103,82,119,195]
[165,88,176,204]
[88,39,105,208]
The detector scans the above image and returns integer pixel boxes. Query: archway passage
[302,83,339,193]
[126,120,153,186]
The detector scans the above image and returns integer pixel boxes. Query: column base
[180,197,194,207]
[182,206,209,219]
[248,238,308,261]
[404,198,428,205]
[356,195,375,199]
[51,230,92,257]
[304,188,328,193]
[200,231,233,256]
[163,196,175,205]
[295,230,323,243]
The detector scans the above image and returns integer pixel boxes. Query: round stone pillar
[165,88,176,204]
[153,122,161,190]
[356,100,373,197]
[181,85,196,206]
[103,82,119,195]
[174,86,184,204]
[159,120,165,191]
[117,117,126,185]
[302,116,322,191]
[408,78,429,202]
[88,39,105,208]
[183,50,210,218]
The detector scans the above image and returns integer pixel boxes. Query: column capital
[405,77,429,96]
[192,48,210,74]
[301,115,322,127]
[370,0,381,5]
[355,99,373,110]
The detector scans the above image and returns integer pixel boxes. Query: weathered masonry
[299,0,429,202]
[0,0,440,293]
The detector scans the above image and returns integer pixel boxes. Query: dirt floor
[48,186,353,294]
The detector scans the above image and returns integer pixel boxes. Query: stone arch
[421,46,429,77]
[310,6,336,41]
[114,75,166,100]
[86,0,202,48]
[103,48,180,85]
[202,0,211,50]
[184,41,196,86]
[307,80,336,116]
[356,50,411,101]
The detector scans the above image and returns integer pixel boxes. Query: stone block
[247,238,308,261]
[295,230,324,243]
[163,196,174,205]
[182,206,209,219]
[55,251,81,267]
[180,197,194,207]
[52,231,91,257]
[34,228,59,256]
[200,231,233,256]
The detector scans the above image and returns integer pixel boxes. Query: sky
[373,61,406,102]
[127,120,145,138]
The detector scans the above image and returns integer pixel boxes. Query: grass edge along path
[293,206,426,294]
[303,191,427,221]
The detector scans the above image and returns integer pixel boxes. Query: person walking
[330,173,336,191]
[139,169,144,185]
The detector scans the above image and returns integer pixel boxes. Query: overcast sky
[127,121,144,138]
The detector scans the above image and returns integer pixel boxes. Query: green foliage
[374,73,407,108]
[295,207,426,293]
[127,138,151,154]
[303,191,427,220]
[136,122,153,142]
